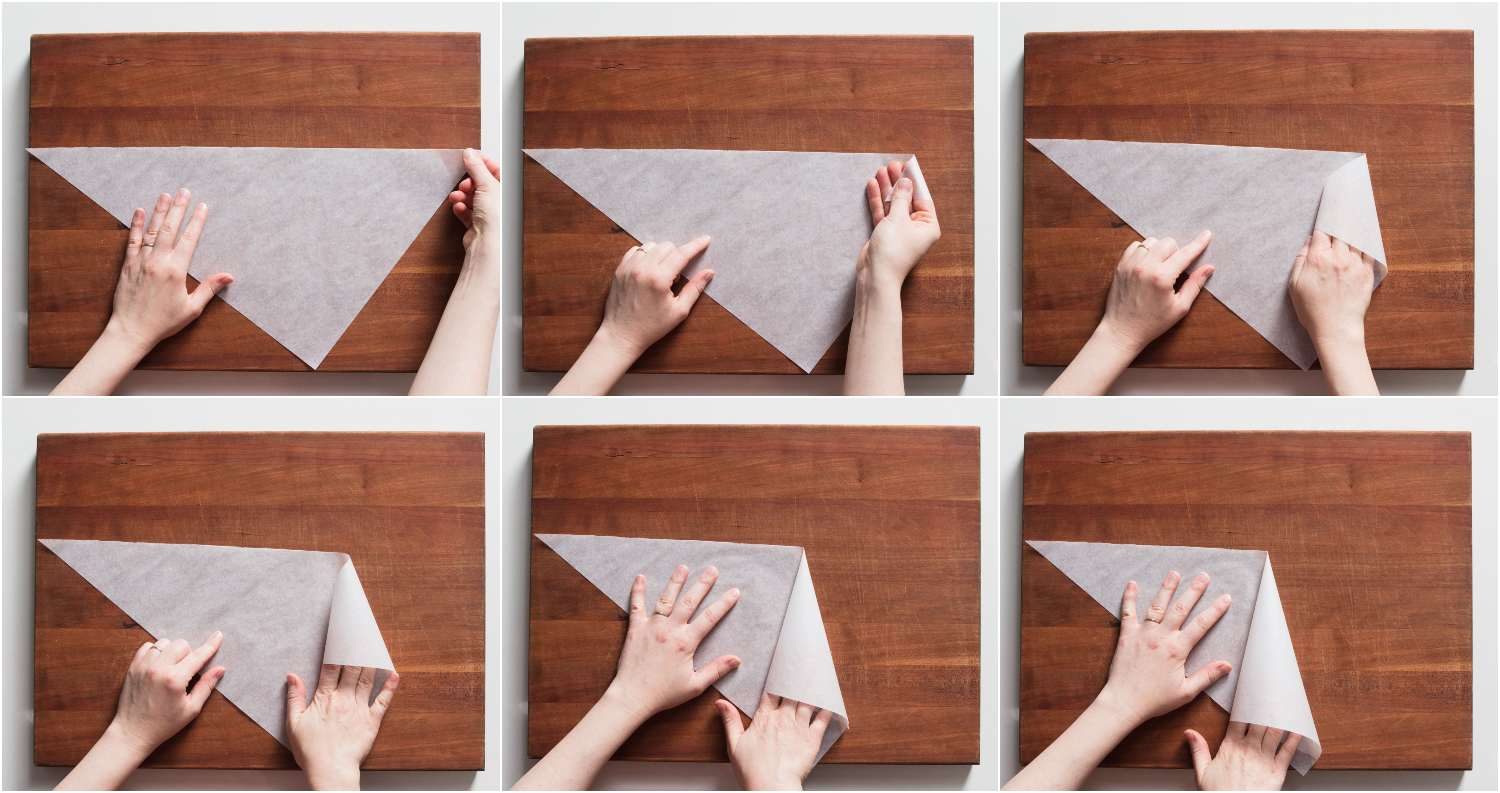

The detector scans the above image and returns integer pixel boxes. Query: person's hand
[107,633,226,756]
[1095,571,1233,726]
[1289,231,1376,348]
[1186,722,1302,791]
[857,160,941,290]
[1097,231,1215,355]
[602,564,742,721]
[596,237,715,359]
[286,665,401,790]
[446,148,500,252]
[107,188,233,355]
[717,693,831,791]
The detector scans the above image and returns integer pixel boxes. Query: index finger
[1178,592,1232,648]
[178,630,223,676]
[1164,230,1212,276]
[662,235,711,278]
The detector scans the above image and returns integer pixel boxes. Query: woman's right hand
[1094,571,1234,726]
[286,665,400,790]
[446,148,500,252]
[718,693,831,791]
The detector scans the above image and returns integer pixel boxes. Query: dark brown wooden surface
[28,33,480,371]
[1022,31,1474,369]
[1021,431,1472,769]
[522,36,975,374]
[34,432,486,769]
[528,425,980,762]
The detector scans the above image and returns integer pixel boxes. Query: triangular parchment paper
[537,533,849,760]
[41,539,395,747]
[525,148,928,372]
[28,147,466,368]
[1028,540,1321,773]
[1028,139,1386,369]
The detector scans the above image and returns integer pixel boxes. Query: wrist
[855,265,905,299]
[1090,684,1148,731]
[100,317,159,360]
[592,323,648,364]
[1311,324,1366,360]
[102,719,158,765]
[304,763,361,791]
[599,680,657,727]
[1092,318,1149,361]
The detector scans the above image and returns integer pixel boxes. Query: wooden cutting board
[33,432,485,769]
[1022,31,1474,369]
[28,33,479,371]
[528,425,980,762]
[522,36,975,374]
[1021,431,1472,769]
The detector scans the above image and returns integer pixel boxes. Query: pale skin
[56,633,398,791]
[515,564,830,791]
[552,162,939,396]
[1005,571,1301,791]
[410,148,502,395]
[1047,229,1380,395]
[53,149,501,396]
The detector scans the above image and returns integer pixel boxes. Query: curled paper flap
[1027,138,1387,369]
[27,147,466,368]
[525,148,910,372]
[40,539,395,746]
[537,533,850,761]
[1027,540,1320,773]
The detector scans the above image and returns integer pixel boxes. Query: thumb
[888,177,914,219]
[675,269,714,312]
[190,273,233,314]
[1185,660,1232,698]
[1177,264,1214,306]
[691,654,741,693]
[1184,729,1213,781]
[286,672,308,718]
[716,699,745,750]
[187,666,224,710]
[463,148,499,190]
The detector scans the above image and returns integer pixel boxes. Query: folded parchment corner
[1027,539,1321,773]
[40,538,395,747]
[524,147,917,373]
[536,532,850,761]
[1027,138,1387,370]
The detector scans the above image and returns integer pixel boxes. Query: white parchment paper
[41,539,395,746]
[525,148,930,372]
[538,533,849,760]
[1028,540,1320,773]
[28,147,466,368]
[1028,138,1387,369]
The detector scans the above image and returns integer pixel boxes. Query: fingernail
[1220,594,1232,605]
[1198,229,1212,240]
[212,630,222,640]
[729,657,741,668]
[729,587,741,600]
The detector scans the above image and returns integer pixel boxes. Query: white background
[999,2,1500,396]
[501,397,999,789]
[998,397,1499,790]
[0,2,502,395]
[0,398,501,790]
[501,1,999,396]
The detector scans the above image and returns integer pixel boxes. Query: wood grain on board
[28,33,480,371]
[1022,30,1474,368]
[529,425,980,762]
[1021,431,1472,769]
[34,432,485,769]
[522,36,975,373]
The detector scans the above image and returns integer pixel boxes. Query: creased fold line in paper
[28,146,466,368]
[537,533,848,761]
[525,148,929,373]
[1028,540,1320,774]
[41,539,394,747]
[1027,138,1386,369]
